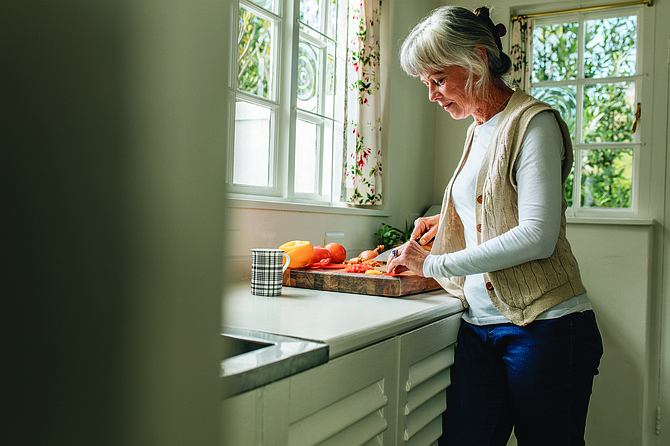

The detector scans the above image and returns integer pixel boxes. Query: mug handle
[282,254,291,273]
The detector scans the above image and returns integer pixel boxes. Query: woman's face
[420,66,477,121]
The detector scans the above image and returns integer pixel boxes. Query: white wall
[568,223,654,445]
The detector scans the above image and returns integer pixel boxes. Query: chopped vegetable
[344,264,375,273]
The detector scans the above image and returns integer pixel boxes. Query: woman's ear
[474,46,489,65]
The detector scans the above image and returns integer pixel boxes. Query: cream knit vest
[431,90,586,326]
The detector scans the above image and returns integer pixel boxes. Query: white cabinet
[221,377,290,446]
[221,386,260,446]
[395,314,460,446]
[287,337,397,446]
[221,314,461,446]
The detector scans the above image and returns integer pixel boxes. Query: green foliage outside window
[532,15,637,209]
[238,7,272,98]
[581,148,633,208]
[532,22,579,83]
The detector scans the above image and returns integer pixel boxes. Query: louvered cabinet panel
[396,314,461,446]
[288,337,398,446]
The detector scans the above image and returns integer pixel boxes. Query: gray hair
[399,6,511,96]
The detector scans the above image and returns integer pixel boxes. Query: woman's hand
[411,214,440,246]
[386,240,430,276]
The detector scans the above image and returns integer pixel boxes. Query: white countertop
[224,280,464,359]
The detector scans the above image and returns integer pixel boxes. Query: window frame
[528,5,651,219]
[227,0,348,206]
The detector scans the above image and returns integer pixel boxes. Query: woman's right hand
[411,214,440,246]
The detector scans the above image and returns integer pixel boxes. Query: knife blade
[374,248,394,262]
[374,238,433,262]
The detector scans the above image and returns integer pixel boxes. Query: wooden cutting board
[282,267,441,297]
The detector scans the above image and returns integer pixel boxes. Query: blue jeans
[440,310,603,446]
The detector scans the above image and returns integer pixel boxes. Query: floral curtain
[344,0,382,205]
[510,16,532,91]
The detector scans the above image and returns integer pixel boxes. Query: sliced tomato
[344,264,374,273]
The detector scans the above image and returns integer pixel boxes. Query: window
[230,0,347,203]
[528,7,646,216]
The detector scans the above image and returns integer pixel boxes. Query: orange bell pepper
[278,240,314,268]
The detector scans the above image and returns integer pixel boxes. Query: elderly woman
[388,6,603,446]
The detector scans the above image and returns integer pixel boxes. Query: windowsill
[227,196,391,217]
[228,197,655,224]
[567,216,654,226]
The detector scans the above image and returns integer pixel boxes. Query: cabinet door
[286,338,398,446]
[222,379,290,446]
[396,314,460,446]
[221,388,260,446]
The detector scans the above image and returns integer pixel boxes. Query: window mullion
[316,30,328,197]
[533,73,643,88]
[283,0,301,199]
[573,13,586,213]
[227,2,239,188]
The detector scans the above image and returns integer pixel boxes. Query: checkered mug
[251,249,291,296]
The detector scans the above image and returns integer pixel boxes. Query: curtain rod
[511,0,652,21]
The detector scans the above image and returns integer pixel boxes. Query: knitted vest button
[477,195,483,204]
[476,224,482,232]
[486,282,494,290]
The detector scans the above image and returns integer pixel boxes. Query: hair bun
[473,6,490,19]
[474,7,506,38]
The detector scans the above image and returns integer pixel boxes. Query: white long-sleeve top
[423,111,590,325]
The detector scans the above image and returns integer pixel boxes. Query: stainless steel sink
[221,327,328,398]
[222,335,273,360]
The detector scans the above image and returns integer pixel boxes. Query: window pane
[233,101,272,187]
[300,0,321,30]
[295,119,319,194]
[584,15,637,78]
[321,119,334,198]
[324,42,338,119]
[297,40,321,113]
[334,0,348,46]
[327,0,338,38]
[565,169,575,208]
[582,82,636,143]
[580,148,633,208]
[238,6,274,99]
[248,0,277,13]
[532,85,577,140]
[532,22,578,82]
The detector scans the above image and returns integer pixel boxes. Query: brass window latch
[632,102,641,133]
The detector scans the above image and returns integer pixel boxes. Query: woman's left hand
[386,240,429,276]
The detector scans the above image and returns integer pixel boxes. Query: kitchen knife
[374,248,394,262]
[374,240,434,262]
